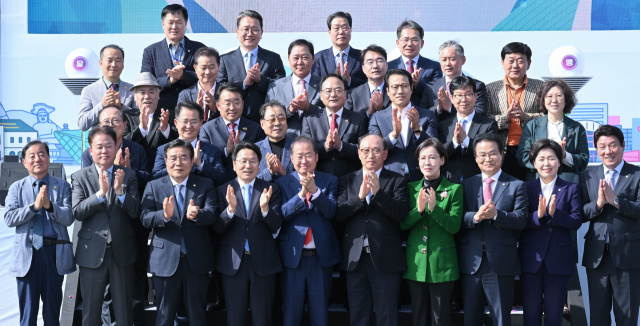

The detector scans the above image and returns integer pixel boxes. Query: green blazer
[400,177,462,283]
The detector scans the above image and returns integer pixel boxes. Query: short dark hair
[320,73,347,90]
[161,4,188,22]
[21,140,50,159]
[99,105,125,120]
[231,141,262,162]
[473,132,505,155]
[259,100,286,120]
[88,126,117,146]
[593,125,625,148]
[414,138,449,171]
[100,44,124,59]
[175,100,204,121]
[216,82,243,99]
[384,69,413,91]
[359,133,388,150]
[396,20,424,40]
[164,138,195,159]
[326,11,352,29]
[237,10,263,29]
[529,138,563,165]
[536,79,577,115]
[449,75,477,94]
[290,135,317,154]
[360,44,387,63]
[501,42,532,62]
[288,39,315,57]
[194,47,220,65]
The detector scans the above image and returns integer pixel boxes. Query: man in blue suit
[266,39,323,139]
[344,45,390,119]
[217,10,286,122]
[275,135,341,326]
[311,12,366,89]
[4,140,75,326]
[256,101,295,182]
[387,20,442,106]
[458,132,529,326]
[152,100,227,186]
[178,47,222,122]
[141,4,204,116]
[141,139,218,325]
[368,69,438,182]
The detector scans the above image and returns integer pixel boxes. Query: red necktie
[228,122,237,141]
[304,192,313,245]
[483,178,494,204]
[201,90,210,122]
[331,114,338,134]
[407,59,414,74]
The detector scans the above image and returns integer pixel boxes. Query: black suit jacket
[387,55,442,105]
[141,37,205,113]
[301,108,368,178]
[419,76,488,122]
[311,46,367,89]
[123,108,179,171]
[177,83,222,121]
[336,168,409,272]
[344,82,391,119]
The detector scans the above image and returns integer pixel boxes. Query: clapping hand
[411,68,422,89]
[163,196,175,220]
[367,91,384,116]
[406,107,420,132]
[259,186,273,215]
[359,173,371,201]
[437,87,452,113]
[34,185,51,211]
[113,169,125,196]
[454,122,467,144]
[193,141,202,167]
[186,199,199,220]
[336,61,351,84]
[226,185,237,214]
[159,109,170,133]
[167,61,185,84]
[266,153,286,176]
[390,107,402,139]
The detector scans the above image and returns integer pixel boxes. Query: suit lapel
[492,174,509,203]
[523,81,537,112]
[237,119,248,140]
[231,180,247,220]
[182,180,197,219]
[89,164,101,195]
[476,177,484,209]
[382,89,391,108]
[159,39,174,70]
[378,169,391,195]
[308,74,321,101]
[24,178,35,206]
[614,162,632,195]
[256,46,267,74]
[551,178,567,205]
[248,181,262,222]
[182,37,194,66]
[319,109,331,138]
[284,75,295,101]
[346,49,358,75]
[215,117,230,138]
[338,110,352,138]
[282,137,292,171]
[232,48,247,79]
[498,81,509,115]
[537,115,548,139]
[467,114,481,138]
[325,48,337,75]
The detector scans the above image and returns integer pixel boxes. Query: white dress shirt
[604,161,624,243]
[332,46,350,68]
[362,168,382,247]
[224,178,268,218]
[388,104,420,173]
[222,117,241,157]
[291,73,312,116]
[473,169,502,223]
[198,81,216,97]
[139,110,171,139]
[240,46,259,90]
[540,176,557,202]
[368,81,384,95]
[547,117,574,167]
[453,111,475,149]
[94,164,127,243]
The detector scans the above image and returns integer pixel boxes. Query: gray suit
[71,164,141,326]
[177,83,221,121]
[344,82,390,118]
[78,78,135,131]
[265,74,323,139]
[256,137,295,182]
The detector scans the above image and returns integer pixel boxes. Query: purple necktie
[407,59,414,74]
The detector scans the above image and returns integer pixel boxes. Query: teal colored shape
[28,0,122,34]
[121,0,168,33]
[592,0,640,30]
[182,0,227,32]
[493,0,580,31]
[54,129,85,164]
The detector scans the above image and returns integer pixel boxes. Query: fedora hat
[129,72,163,92]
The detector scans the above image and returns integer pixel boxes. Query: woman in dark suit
[519,138,583,326]
[517,79,589,184]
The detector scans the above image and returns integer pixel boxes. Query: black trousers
[407,279,454,326]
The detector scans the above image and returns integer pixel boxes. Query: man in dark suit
[344,44,390,119]
[301,74,367,178]
[419,40,488,121]
[178,47,222,122]
[336,133,409,326]
[214,142,283,326]
[256,100,295,182]
[458,132,529,326]
[217,10,286,122]
[71,126,141,326]
[387,20,442,106]
[275,136,341,326]
[368,69,438,182]
[311,11,366,89]
[152,101,226,186]
[141,139,218,325]
[580,125,640,326]
[199,82,266,181]
[438,76,498,183]
[141,4,204,115]
[266,39,323,139]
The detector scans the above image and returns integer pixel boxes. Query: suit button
[246,228,249,231]
[365,220,368,222]
[549,228,553,232]
[361,235,364,239]
[31,226,33,229]
[607,217,611,220]
[332,158,336,161]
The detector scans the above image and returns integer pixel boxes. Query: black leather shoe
[450,296,462,312]
[208,299,226,311]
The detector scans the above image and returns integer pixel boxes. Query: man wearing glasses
[344,45,391,120]
[256,101,296,182]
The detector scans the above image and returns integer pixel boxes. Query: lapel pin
[440,190,448,199]
[345,119,349,123]
[421,248,427,254]
[193,184,196,187]
[54,186,57,189]
[626,175,629,178]
[558,188,561,191]
[503,183,506,186]
[187,49,190,52]
[314,84,317,87]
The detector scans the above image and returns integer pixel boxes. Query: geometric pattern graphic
[493,0,581,31]
[592,0,640,30]
[53,129,86,164]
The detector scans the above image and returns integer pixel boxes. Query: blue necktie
[32,180,44,250]
[243,184,252,252]
[460,119,468,182]
[175,184,187,254]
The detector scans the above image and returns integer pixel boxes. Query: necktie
[228,122,237,141]
[245,52,252,71]
[446,81,451,96]
[304,192,313,245]
[32,180,44,250]
[297,79,306,96]
[401,109,410,147]
[331,114,338,134]
[607,170,617,190]
[110,84,118,92]
[372,88,380,96]
[407,59,414,74]
[483,178,494,205]
[338,52,345,74]
[104,171,113,243]
[201,89,210,122]
[459,119,468,182]
[366,189,373,204]
[243,184,252,252]
[175,184,187,254]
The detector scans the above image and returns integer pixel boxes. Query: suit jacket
[519,177,582,275]
[141,174,218,277]
[336,168,409,272]
[78,79,135,131]
[141,37,205,112]
[275,171,341,269]
[301,108,367,178]
[387,55,442,105]
[419,76,488,122]
[517,116,589,184]
[485,78,544,148]
[368,105,438,182]
[177,83,221,121]
[311,46,366,89]
[344,82,391,118]
[400,178,462,283]
[214,178,283,276]
[216,46,286,122]
[458,172,529,275]
[71,165,141,268]
[438,113,499,182]
[256,137,295,182]
[4,175,75,277]
[265,74,323,139]
[199,116,266,181]
[152,141,227,187]
[580,162,640,270]
[124,108,179,171]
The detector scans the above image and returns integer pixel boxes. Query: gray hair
[438,40,464,58]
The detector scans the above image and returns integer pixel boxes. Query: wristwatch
[614,197,619,206]
[413,126,422,134]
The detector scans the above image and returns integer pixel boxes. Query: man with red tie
[178,47,222,122]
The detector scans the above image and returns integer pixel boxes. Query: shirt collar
[198,81,216,94]
[363,168,382,178]
[457,110,475,124]
[548,116,564,126]
[102,76,120,88]
[445,72,463,83]
[222,117,241,126]
[166,37,186,50]
[29,174,50,186]
[504,74,528,89]
[170,176,189,187]
[540,175,558,191]
[95,164,114,176]
[482,169,502,184]
[604,161,625,176]
[368,81,384,94]
[326,108,344,119]
[393,103,412,115]
[332,46,351,57]
[292,73,312,85]
[237,178,256,189]
[402,55,419,66]
[240,46,259,59]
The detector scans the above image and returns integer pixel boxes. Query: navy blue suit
[520,177,582,326]
[275,171,341,326]
[152,141,227,187]
[256,137,295,182]
[312,46,366,89]
[419,75,488,121]
[387,55,442,106]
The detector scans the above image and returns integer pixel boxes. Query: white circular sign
[548,46,585,77]
[64,48,100,78]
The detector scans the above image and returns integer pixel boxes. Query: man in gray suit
[78,44,134,131]
[4,140,75,326]
[265,39,323,139]
[177,46,222,122]
[580,125,640,326]
[72,126,141,326]
[256,100,295,182]
[344,44,390,118]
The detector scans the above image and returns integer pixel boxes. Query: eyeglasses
[545,94,564,100]
[263,116,286,124]
[100,118,123,126]
[322,88,344,96]
[399,38,421,45]
[388,84,411,92]
[364,58,386,66]
[178,119,201,126]
[475,153,500,161]
[220,100,242,107]
[239,28,261,35]
[360,148,383,156]
[235,159,259,166]
[419,155,441,162]
[452,92,475,101]
[167,156,190,164]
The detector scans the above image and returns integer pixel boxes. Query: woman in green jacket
[400,138,463,326]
